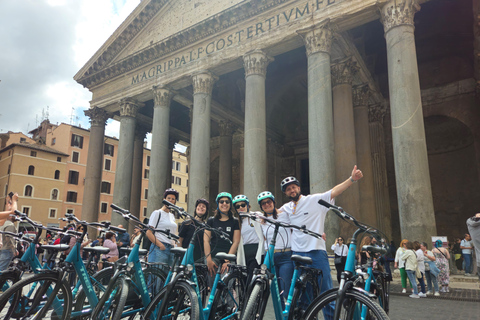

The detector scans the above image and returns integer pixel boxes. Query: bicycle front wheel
[303,289,389,320]
[0,272,72,320]
[210,271,246,319]
[148,281,198,320]
[91,276,128,320]
[288,271,319,320]
[240,282,268,320]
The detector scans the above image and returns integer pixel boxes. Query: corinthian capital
[218,120,235,136]
[331,58,358,87]
[353,85,371,107]
[297,21,334,56]
[243,50,274,78]
[368,104,387,123]
[380,0,421,34]
[119,97,143,118]
[153,86,174,108]
[84,107,109,127]
[192,71,218,95]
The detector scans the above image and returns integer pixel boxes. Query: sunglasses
[261,199,273,206]
[235,203,247,209]
[219,200,230,205]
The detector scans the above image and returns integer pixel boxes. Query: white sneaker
[402,289,406,293]
[426,291,431,295]
[418,293,427,297]
[409,294,420,298]
[446,287,450,293]
[434,292,440,296]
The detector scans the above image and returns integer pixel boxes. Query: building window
[104,144,114,157]
[176,162,181,171]
[185,194,188,203]
[144,189,148,200]
[101,181,111,194]
[49,209,57,219]
[24,185,33,197]
[57,156,61,162]
[7,164,10,174]
[20,137,26,143]
[143,207,147,217]
[146,156,150,167]
[186,165,188,173]
[54,170,60,180]
[51,138,56,145]
[175,177,181,185]
[30,151,37,157]
[28,165,35,175]
[144,169,149,179]
[66,191,77,203]
[172,175,174,183]
[51,189,58,200]
[105,159,111,171]
[68,171,79,185]
[172,161,176,170]
[72,151,79,163]
[22,206,30,216]
[186,179,189,187]
[4,184,8,196]
[67,209,74,214]
[71,134,84,148]
[100,202,108,214]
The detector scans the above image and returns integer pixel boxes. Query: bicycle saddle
[291,255,312,265]
[40,244,70,252]
[84,246,111,255]
[215,252,237,262]
[171,247,187,256]
[119,247,148,256]
[362,245,387,255]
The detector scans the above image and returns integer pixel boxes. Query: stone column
[218,120,234,193]
[188,71,217,211]
[243,50,273,211]
[331,57,360,237]
[369,104,393,239]
[381,0,436,243]
[82,107,109,229]
[147,87,174,217]
[112,98,143,226]
[129,126,147,232]
[353,85,378,228]
[167,135,177,189]
[298,22,336,246]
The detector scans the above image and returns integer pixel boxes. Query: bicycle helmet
[195,198,210,213]
[257,191,275,205]
[216,192,233,205]
[233,195,249,205]
[280,176,300,192]
[163,188,179,200]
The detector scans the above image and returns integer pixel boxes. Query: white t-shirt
[416,249,425,273]
[331,243,348,256]
[261,210,291,251]
[280,191,333,252]
[460,239,473,254]
[148,209,178,245]
[241,216,260,245]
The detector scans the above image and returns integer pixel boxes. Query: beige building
[0,122,189,228]
[74,0,480,246]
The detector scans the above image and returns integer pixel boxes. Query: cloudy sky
[0,0,143,141]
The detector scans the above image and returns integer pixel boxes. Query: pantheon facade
[75,0,480,246]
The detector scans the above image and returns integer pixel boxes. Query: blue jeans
[0,250,14,271]
[425,270,439,293]
[274,250,294,308]
[417,272,426,293]
[293,250,333,319]
[406,270,418,295]
[149,242,173,265]
[463,254,472,274]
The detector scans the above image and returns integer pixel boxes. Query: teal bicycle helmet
[233,195,249,205]
[257,191,275,205]
[216,192,233,205]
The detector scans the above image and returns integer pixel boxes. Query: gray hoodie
[466,217,480,263]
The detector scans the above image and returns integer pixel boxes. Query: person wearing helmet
[146,188,179,266]
[178,198,209,262]
[280,165,363,305]
[234,195,264,286]
[204,192,241,277]
[257,191,293,308]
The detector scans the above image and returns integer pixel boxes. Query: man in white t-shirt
[460,233,473,275]
[280,165,363,297]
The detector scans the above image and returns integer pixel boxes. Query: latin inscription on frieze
[131,0,338,85]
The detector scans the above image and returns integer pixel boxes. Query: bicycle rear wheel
[144,281,198,320]
[73,267,113,318]
[91,276,128,320]
[210,271,246,319]
[288,271,319,320]
[0,272,72,320]
[303,289,389,320]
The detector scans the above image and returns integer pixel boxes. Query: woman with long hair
[356,235,372,265]
[401,241,420,298]
[394,238,413,293]
[257,191,293,308]
[433,239,450,292]
[204,192,241,276]
[178,198,209,262]
[331,236,348,284]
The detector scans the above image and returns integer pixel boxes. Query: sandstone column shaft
[112,98,142,225]
[218,120,234,193]
[147,87,173,216]
[381,0,436,243]
[188,72,216,210]
[353,85,378,227]
[82,107,108,229]
[130,127,146,232]
[299,23,336,247]
[243,50,273,211]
